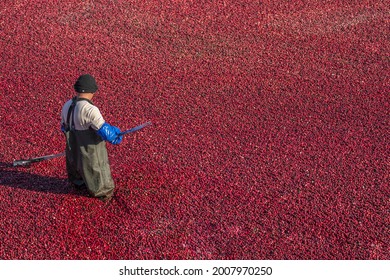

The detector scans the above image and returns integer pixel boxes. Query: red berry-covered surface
[0,0,388,259]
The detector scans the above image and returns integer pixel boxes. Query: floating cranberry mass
[0,0,388,260]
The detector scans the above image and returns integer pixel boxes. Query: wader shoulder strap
[65,97,95,131]
[65,97,77,131]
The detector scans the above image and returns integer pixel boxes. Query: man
[61,74,123,202]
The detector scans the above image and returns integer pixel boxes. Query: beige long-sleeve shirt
[61,99,105,131]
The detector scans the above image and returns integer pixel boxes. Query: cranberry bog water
[0,1,388,259]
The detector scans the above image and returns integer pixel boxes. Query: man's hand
[61,123,67,133]
[112,126,123,145]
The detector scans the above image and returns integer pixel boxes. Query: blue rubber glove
[61,123,67,133]
[97,123,122,145]
[112,135,123,145]
[112,126,123,145]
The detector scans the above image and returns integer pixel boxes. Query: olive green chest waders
[64,97,115,199]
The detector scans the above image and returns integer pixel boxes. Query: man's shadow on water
[0,162,88,197]
[0,162,134,212]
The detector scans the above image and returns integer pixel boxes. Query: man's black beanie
[74,74,98,93]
